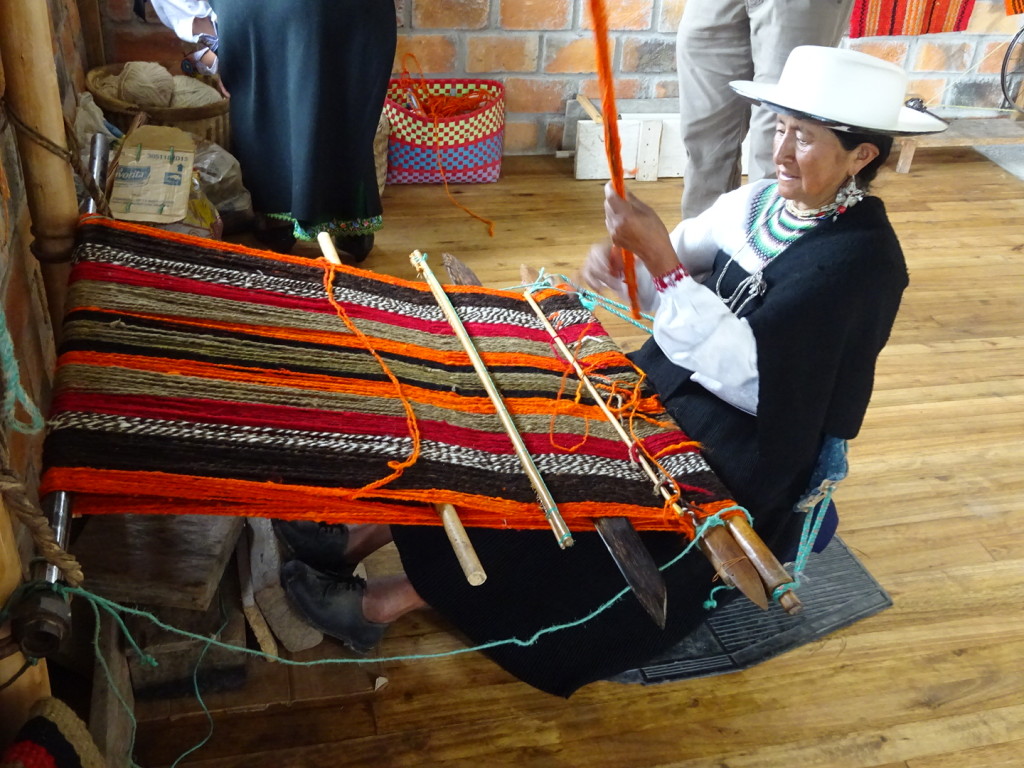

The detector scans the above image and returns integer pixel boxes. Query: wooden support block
[635,119,663,181]
[236,531,279,659]
[125,573,248,700]
[71,514,243,611]
[247,518,323,653]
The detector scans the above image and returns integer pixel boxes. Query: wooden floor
[132,151,1024,767]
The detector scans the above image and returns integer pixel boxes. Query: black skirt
[212,0,397,231]
[390,253,821,697]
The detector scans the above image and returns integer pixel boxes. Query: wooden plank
[89,613,135,768]
[574,119,642,180]
[235,529,278,658]
[635,119,662,181]
[71,514,242,611]
[125,574,248,700]
[562,96,679,151]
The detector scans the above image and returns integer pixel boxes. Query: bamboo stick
[409,250,574,549]
[316,234,489,583]
[0,0,80,335]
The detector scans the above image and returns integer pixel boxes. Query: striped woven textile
[849,0,977,37]
[41,218,738,536]
[1006,0,1024,15]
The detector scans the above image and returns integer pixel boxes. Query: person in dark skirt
[148,0,397,260]
[279,46,948,697]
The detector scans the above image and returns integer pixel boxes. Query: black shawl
[632,196,907,547]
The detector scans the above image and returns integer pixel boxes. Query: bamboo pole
[410,250,574,549]
[0,25,54,739]
[315,234,488,585]
[0,0,80,336]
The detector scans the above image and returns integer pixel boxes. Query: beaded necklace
[715,182,833,315]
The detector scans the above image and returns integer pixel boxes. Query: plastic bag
[193,139,254,233]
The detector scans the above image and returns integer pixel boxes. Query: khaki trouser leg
[677,0,856,219]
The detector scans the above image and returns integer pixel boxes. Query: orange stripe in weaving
[41,467,716,536]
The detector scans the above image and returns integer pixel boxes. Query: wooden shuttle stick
[522,285,771,610]
[316,233,488,585]
[410,249,574,549]
[725,516,802,614]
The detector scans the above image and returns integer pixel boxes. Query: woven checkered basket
[384,79,504,184]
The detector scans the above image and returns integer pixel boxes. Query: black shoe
[253,214,297,254]
[281,560,390,655]
[272,519,354,578]
[332,233,374,263]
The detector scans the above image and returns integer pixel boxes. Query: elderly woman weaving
[581,45,945,559]
[279,46,947,697]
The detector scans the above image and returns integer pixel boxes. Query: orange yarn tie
[588,0,641,319]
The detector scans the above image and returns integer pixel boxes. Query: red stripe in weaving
[69,261,555,343]
[50,391,640,461]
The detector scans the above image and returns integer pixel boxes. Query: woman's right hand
[579,241,625,293]
[603,182,678,277]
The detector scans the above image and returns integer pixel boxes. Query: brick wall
[847,0,1024,120]
[94,0,1024,155]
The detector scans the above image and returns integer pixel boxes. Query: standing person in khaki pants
[676,0,855,219]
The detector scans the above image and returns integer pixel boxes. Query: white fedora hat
[730,46,948,136]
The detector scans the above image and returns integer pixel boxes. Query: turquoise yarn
[0,301,45,434]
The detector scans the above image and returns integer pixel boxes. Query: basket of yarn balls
[87,61,230,148]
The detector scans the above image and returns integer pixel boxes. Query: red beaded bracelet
[653,263,689,293]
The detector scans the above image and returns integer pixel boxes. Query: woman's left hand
[603,182,679,277]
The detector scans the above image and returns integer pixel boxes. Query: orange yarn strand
[588,0,641,319]
[322,263,422,490]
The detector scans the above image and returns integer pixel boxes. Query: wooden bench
[896,116,1024,173]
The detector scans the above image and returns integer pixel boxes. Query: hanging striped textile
[849,0,977,37]
[1006,0,1024,15]
[41,218,739,537]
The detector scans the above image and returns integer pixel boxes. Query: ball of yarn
[117,61,175,108]
[91,72,121,103]
[171,76,224,108]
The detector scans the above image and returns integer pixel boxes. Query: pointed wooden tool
[444,254,667,627]
[519,264,768,612]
